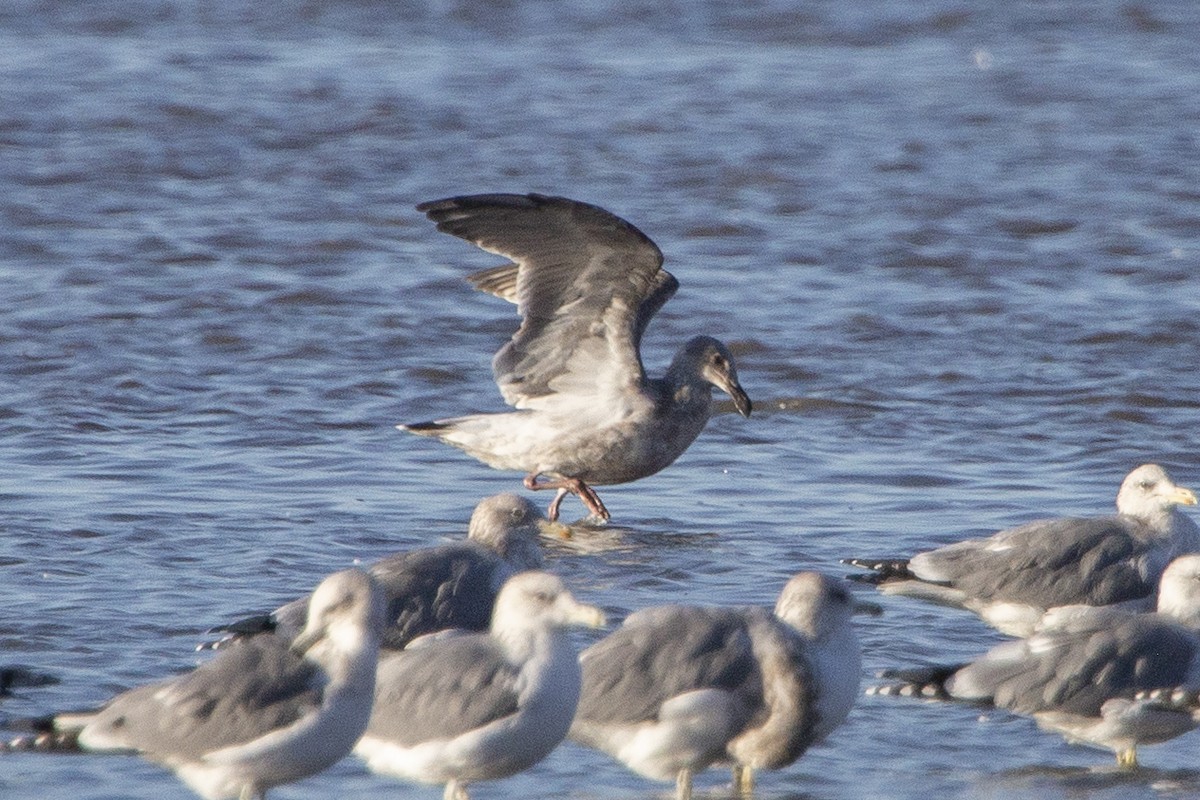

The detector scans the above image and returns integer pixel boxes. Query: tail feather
[841,557,915,585]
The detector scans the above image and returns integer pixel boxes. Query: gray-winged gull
[207,493,549,650]
[569,573,862,800]
[870,554,1200,768]
[844,464,1199,636]
[5,569,386,799]
[354,570,605,800]
[398,193,752,522]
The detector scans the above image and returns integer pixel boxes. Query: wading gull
[4,569,386,800]
[870,554,1200,768]
[206,493,548,650]
[569,573,862,800]
[399,193,752,522]
[844,464,1199,636]
[354,571,605,800]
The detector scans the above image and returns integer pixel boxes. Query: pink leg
[547,488,570,522]
[523,473,611,522]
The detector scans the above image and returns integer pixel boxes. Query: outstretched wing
[418,193,675,409]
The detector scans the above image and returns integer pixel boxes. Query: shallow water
[2,1,1200,798]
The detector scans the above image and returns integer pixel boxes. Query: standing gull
[399,193,752,522]
[354,571,606,800]
[870,554,1200,768]
[5,569,386,799]
[569,573,863,800]
[844,464,1200,636]
[207,493,548,651]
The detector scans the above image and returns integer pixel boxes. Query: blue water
[3,1,1200,798]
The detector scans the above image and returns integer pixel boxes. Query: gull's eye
[1139,480,1156,491]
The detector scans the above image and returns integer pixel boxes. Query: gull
[870,554,1200,768]
[5,569,386,799]
[353,571,606,800]
[569,573,863,800]
[844,464,1199,636]
[399,193,752,522]
[206,493,548,650]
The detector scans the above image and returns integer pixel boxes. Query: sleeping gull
[869,554,1200,768]
[399,193,752,522]
[354,570,605,800]
[844,464,1199,636]
[207,493,548,650]
[5,568,386,799]
[569,573,862,800]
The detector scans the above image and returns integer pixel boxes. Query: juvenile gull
[399,193,752,522]
[870,554,1200,768]
[354,571,605,800]
[569,573,862,800]
[207,493,548,650]
[5,569,386,799]
[844,464,1199,636]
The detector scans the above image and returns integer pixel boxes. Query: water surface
[2,2,1200,799]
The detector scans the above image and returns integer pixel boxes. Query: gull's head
[292,568,387,662]
[1156,554,1200,627]
[490,571,606,635]
[1116,464,1197,522]
[467,493,547,569]
[679,335,752,418]
[774,572,860,640]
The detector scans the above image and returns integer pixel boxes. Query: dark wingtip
[866,663,966,701]
[204,613,276,638]
[2,727,82,753]
[1135,687,1200,710]
[841,557,914,584]
[397,421,450,436]
[416,192,556,216]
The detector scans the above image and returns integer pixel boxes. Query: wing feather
[81,637,321,759]
[367,637,520,745]
[418,193,670,408]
